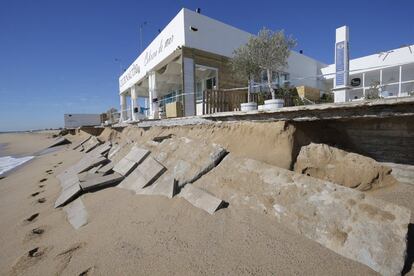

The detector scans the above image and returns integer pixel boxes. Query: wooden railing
[202,89,258,115]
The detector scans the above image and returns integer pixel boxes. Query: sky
[0,0,413,131]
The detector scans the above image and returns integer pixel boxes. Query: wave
[0,156,34,176]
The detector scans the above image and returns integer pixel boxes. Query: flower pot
[240,102,258,112]
[264,99,284,110]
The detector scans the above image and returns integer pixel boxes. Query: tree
[230,40,261,102]
[251,28,296,100]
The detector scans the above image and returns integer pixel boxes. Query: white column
[333,26,350,103]
[379,69,383,97]
[183,57,195,116]
[362,72,366,98]
[148,71,159,119]
[120,94,127,122]
[130,85,138,121]
[398,65,402,97]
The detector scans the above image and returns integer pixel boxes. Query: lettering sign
[120,34,175,89]
[335,41,345,86]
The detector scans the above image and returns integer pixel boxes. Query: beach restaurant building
[118,8,414,122]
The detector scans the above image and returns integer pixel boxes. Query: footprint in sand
[79,266,95,276]
[37,198,46,204]
[55,242,86,274]
[39,178,47,183]
[31,192,40,197]
[24,227,46,242]
[58,162,63,165]
[45,170,53,175]
[10,247,48,275]
[25,213,39,223]
[38,184,45,188]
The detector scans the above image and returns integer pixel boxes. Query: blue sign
[335,41,345,86]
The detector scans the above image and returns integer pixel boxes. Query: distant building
[64,114,102,128]
[118,8,414,122]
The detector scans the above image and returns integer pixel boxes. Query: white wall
[183,9,251,58]
[287,51,327,89]
[119,9,186,93]
[321,44,414,79]
[64,114,101,128]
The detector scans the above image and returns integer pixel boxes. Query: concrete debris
[108,144,121,160]
[54,181,82,208]
[48,137,71,148]
[89,141,112,157]
[113,158,137,177]
[76,156,107,174]
[123,146,150,164]
[97,162,114,175]
[193,155,411,276]
[118,156,165,192]
[150,137,227,189]
[178,185,224,214]
[294,143,397,191]
[136,172,178,198]
[82,136,101,153]
[72,136,92,150]
[63,198,88,229]
[79,173,124,192]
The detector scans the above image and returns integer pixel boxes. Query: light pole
[139,21,147,54]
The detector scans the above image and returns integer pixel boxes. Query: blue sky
[0,0,413,131]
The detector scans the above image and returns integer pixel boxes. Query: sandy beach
[0,127,413,275]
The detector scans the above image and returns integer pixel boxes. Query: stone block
[63,198,88,229]
[48,137,71,148]
[136,172,178,199]
[118,156,165,192]
[72,136,91,150]
[178,185,224,214]
[76,156,107,174]
[123,146,150,164]
[79,173,124,192]
[54,182,82,208]
[83,136,101,153]
[97,162,114,175]
[113,158,137,176]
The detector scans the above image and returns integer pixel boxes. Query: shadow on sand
[403,223,414,275]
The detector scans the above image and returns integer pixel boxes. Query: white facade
[64,114,101,128]
[118,8,414,121]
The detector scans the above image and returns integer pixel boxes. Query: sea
[0,143,34,177]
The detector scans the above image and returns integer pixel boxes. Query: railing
[202,89,258,115]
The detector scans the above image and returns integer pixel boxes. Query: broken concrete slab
[88,141,112,157]
[113,158,137,177]
[294,143,397,191]
[97,162,114,175]
[123,146,150,164]
[147,137,227,189]
[72,136,92,150]
[48,137,71,148]
[108,144,121,160]
[87,164,103,174]
[79,173,124,192]
[82,136,101,153]
[136,172,178,198]
[54,181,82,208]
[193,155,411,276]
[118,156,165,192]
[178,184,224,214]
[63,198,88,229]
[75,155,107,174]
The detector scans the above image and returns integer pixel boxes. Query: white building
[118,8,414,122]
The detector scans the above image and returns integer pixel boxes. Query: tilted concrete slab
[54,181,82,208]
[75,156,107,174]
[79,173,124,192]
[123,146,150,164]
[108,144,121,160]
[63,198,88,229]
[48,137,71,148]
[136,172,178,198]
[113,158,137,176]
[193,155,411,276]
[148,137,227,189]
[178,184,224,214]
[118,156,165,192]
[97,162,114,175]
[72,136,91,150]
[87,164,103,174]
[88,141,112,157]
[83,136,101,153]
